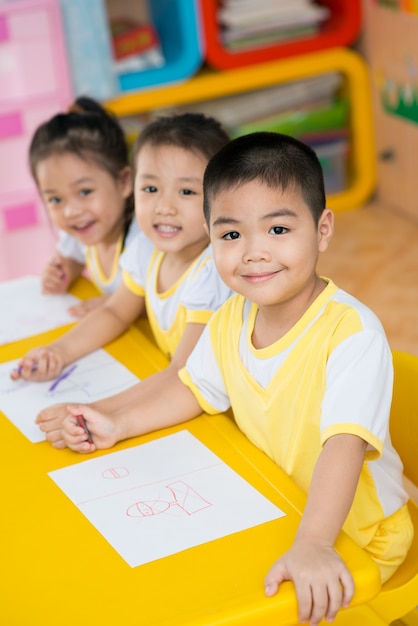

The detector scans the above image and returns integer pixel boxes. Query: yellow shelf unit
[106,47,376,213]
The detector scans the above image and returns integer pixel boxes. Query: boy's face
[207,180,333,311]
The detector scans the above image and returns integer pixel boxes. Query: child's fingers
[68,295,107,318]
[42,260,68,293]
[14,350,62,382]
[264,560,287,597]
[62,411,96,453]
[42,274,67,294]
[10,357,39,380]
[339,567,355,608]
[32,351,59,380]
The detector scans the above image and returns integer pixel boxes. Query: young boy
[61,132,413,626]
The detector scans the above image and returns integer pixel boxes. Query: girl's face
[134,143,209,263]
[35,152,132,247]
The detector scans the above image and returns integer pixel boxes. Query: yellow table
[0,279,381,626]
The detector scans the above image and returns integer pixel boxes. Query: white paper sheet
[49,430,285,567]
[0,275,81,345]
[0,350,139,442]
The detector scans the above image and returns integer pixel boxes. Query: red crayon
[75,414,93,444]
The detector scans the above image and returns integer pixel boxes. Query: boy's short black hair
[203,131,326,225]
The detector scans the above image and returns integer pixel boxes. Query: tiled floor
[317,199,418,356]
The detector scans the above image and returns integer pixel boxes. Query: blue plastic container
[118,0,203,92]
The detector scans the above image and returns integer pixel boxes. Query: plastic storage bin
[200,0,362,71]
[59,0,203,98]
[107,47,376,213]
[118,0,203,92]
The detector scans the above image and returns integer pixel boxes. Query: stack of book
[218,0,330,52]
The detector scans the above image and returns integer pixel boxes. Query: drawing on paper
[102,467,130,480]
[0,350,139,443]
[126,480,212,518]
[48,430,286,568]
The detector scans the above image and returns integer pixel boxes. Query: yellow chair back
[368,350,418,624]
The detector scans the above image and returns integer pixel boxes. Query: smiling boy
[62,132,413,626]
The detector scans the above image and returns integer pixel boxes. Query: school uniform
[179,278,413,582]
[120,230,234,359]
[57,219,140,294]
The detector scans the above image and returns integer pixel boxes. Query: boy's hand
[10,346,65,382]
[67,295,109,318]
[36,403,70,448]
[62,404,120,453]
[42,257,68,294]
[264,538,354,626]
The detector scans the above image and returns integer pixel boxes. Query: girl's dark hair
[133,112,230,165]
[29,96,134,234]
[204,131,326,225]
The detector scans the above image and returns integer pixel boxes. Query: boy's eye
[179,188,195,196]
[222,231,240,240]
[79,188,92,197]
[144,185,157,193]
[269,225,288,235]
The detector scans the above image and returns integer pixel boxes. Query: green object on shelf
[232,99,349,138]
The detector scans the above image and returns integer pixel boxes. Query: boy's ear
[203,221,210,237]
[119,165,133,198]
[318,208,334,252]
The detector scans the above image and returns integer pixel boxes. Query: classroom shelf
[106,47,376,213]
[200,0,362,71]
[118,0,203,93]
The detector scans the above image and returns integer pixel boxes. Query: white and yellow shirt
[120,231,233,359]
[179,279,410,552]
[57,219,140,295]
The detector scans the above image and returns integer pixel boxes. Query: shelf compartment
[200,0,362,71]
[106,47,376,212]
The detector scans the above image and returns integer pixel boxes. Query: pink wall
[0,0,72,281]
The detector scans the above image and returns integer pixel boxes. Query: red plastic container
[200,0,362,70]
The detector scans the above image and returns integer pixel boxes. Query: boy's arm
[12,283,145,382]
[88,321,205,411]
[61,369,203,453]
[36,322,206,448]
[265,433,367,626]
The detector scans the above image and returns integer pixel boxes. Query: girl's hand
[67,294,109,318]
[62,404,121,453]
[264,539,354,626]
[42,257,69,294]
[36,403,70,448]
[10,347,65,382]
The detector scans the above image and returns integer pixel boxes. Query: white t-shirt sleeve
[56,231,86,264]
[180,322,231,413]
[119,230,155,293]
[181,256,233,317]
[321,330,393,457]
[123,218,141,250]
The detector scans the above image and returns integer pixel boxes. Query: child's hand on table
[62,404,120,453]
[10,346,65,382]
[36,403,70,448]
[264,538,354,626]
[67,294,109,318]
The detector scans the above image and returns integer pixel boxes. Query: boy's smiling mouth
[241,270,280,284]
